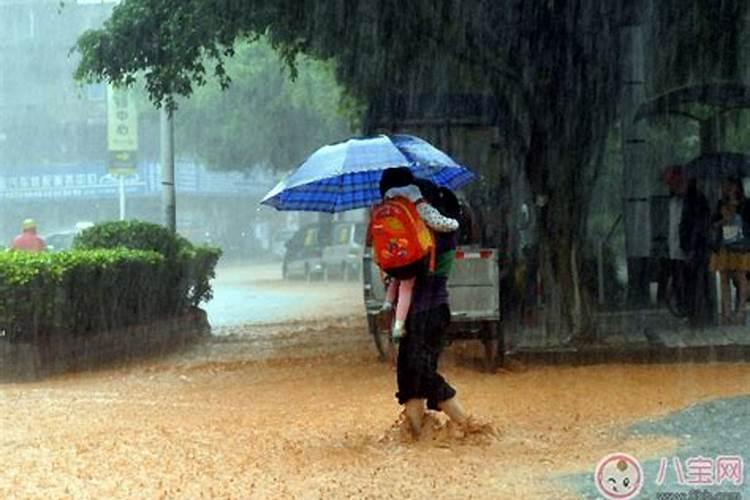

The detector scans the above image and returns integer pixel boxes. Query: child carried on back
[370,168,459,342]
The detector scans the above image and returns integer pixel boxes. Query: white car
[44,222,94,252]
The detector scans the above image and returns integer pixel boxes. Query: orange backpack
[369,198,435,277]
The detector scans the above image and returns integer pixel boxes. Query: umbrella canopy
[683,152,750,179]
[260,134,477,212]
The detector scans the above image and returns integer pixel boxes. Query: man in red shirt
[10,219,47,252]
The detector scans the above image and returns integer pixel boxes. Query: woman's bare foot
[461,415,501,438]
[438,397,468,425]
[445,415,500,441]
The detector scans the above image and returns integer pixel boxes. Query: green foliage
[74,220,222,308]
[724,110,750,153]
[648,0,749,94]
[74,220,191,260]
[174,39,358,171]
[183,245,222,306]
[0,248,165,341]
[0,221,223,342]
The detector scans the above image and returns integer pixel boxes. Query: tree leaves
[171,39,358,171]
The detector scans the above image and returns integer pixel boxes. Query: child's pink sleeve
[394,278,415,323]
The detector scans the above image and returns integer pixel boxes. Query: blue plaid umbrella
[260,134,477,212]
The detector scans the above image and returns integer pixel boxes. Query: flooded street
[2,0,748,497]
[205,264,366,328]
[0,264,748,498]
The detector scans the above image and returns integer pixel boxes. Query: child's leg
[384,278,398,308]
[391,278,414,340]
[395,278,415,324]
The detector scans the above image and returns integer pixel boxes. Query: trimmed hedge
[74,220,222,310]
[73,220,191,260]
[0,249,164,341]
[0,221,221,342]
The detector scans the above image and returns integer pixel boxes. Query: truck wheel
[368,314,389,361]
[481,338,498,373]
[482,322,503,373]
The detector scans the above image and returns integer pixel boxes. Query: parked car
[45,230,77,252]
[321,221,365,281]
[282,224,325,280]
[271,229,297,260]
[44,222,94,252]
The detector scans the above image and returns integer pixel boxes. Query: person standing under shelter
[710,179,750,324]
[710,178,750,324]
[10,219,47,253]
[663,166,689,314]
[679,178,713,327]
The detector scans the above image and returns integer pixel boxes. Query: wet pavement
[205,281,302,326]
[1,263,749,498]
[204,263,365,328]
[570,395,750,498]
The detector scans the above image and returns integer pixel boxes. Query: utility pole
[620,1,651,307]
[160,105,176,232]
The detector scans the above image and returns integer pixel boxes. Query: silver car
[321,221,365,281]
[282,224,325,280]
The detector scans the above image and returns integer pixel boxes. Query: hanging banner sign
[107,85,138,175]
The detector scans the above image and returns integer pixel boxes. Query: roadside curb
[506,344,750,366]
[0,308,210,382]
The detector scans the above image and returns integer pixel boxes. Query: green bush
[183,245,222,307]
[0,221,221,342]
[0,249,165,341]
[74,220,222,312]
[74,220,191,259]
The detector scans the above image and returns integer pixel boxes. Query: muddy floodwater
[2,265,750,498]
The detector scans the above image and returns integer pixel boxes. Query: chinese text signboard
[106,85,138,176]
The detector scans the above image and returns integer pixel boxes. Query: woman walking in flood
[377,168,495,439]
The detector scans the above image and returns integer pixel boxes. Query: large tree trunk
[526,124,599,344]
[537,228,597,344]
